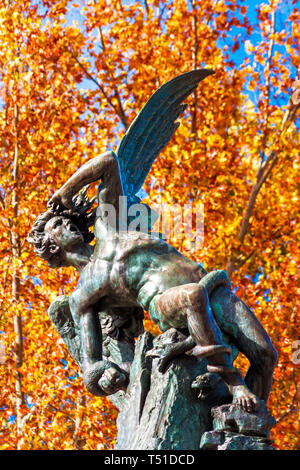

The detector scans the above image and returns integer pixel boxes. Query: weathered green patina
[28,70,278,449]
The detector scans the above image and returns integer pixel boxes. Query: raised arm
[48,151,123,211]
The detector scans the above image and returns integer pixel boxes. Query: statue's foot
[231,385,260,413]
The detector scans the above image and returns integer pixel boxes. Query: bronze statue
[28,70,277,413]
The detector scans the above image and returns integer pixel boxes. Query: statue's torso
[73,230,206,313]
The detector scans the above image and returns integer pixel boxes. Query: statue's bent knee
[199,270,231,296]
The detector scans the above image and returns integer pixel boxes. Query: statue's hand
[146,335,195,373]
[83,360,128,397]
[146,343,186,373]
[47,191,73,212]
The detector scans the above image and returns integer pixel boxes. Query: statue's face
[44,216,84,250]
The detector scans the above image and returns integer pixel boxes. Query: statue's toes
[245,397,254,413]
[235,395,259,414]
[249,396,260,413]
[237,397,246,411]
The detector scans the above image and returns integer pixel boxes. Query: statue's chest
[108,259,139,305]
[80,258,137,306]
[78,260,111,297]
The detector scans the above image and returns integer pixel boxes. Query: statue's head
[27,208,95,268]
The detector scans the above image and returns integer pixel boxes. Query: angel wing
[115,68,215,199]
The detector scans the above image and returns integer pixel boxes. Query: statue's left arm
[48,151,123,211]
[69,288,129,397]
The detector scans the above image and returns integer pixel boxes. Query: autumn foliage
[0,0,299,450]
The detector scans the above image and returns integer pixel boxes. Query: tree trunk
[11,103,25,448]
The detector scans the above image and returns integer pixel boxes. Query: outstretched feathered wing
[115,68,215,198]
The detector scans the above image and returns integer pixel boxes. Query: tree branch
[11,96,24,449]
[143,0,149,15]
[0,255,11,322]
[91,0,129,130]
[191,0,198,136]
[48,403,76,423]
[205,0,219,26]
[70,50,128,130]
[276,371,298,423]
[72,394,86,450]
[0,192,5,210]
[259,9,276,168]
[225,8,300,276]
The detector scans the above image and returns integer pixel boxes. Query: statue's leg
[151,283,259,412]
[210,285,278,402]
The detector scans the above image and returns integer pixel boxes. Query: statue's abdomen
[122,239,206,311]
